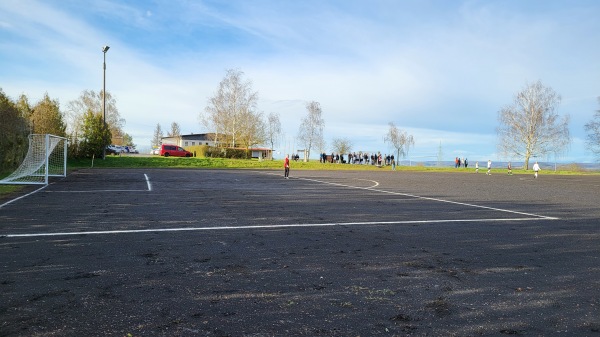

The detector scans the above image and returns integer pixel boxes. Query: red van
[159,144,192,157]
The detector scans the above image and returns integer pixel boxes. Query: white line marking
[294,176,558,220]
[355,178,379,188]
[260,171,556,220]
[48,189,149,193]
[44,174,152,193]
[0,185,48,209]
[144,173,152,191]
[2,171,559,238]
[1,217,556,238]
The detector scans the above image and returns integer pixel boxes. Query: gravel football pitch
[1,168,599,336]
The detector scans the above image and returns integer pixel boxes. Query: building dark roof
[162,133,217,141]
[180,133,217,141]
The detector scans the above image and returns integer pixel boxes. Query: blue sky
[1,0,599,162]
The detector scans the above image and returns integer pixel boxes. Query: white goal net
[0,134,67,185]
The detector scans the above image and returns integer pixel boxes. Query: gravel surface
[1,168,599,336]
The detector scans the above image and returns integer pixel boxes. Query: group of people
[320,152,396,167]
[454,157,469,168]
[284,154,542,179]
[285,152,400,179]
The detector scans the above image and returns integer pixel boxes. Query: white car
[106,145,122,155]
[124,146,138,154]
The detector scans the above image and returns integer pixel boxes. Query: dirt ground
[1,168,599,336]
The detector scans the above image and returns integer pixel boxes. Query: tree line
[2,74,598,172]
[0,87,131,171]
[199,71,599,167]
[198,69,361,160]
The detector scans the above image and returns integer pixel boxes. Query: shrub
[204,146,250,159]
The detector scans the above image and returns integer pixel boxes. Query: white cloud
[1,0,599,161]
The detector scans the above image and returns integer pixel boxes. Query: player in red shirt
[284,155,290,179]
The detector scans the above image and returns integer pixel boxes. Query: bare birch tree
[169,122,181,137]
[384,122,414,163]
[236,109,266,152]
[331,138,353,155]
[497,81,570,169]
[66,90,124,145]
[584,98,600,161]
[266,112,281,159]
[297,101,324,160]
[152,123,163,148]
[201,69,261,151]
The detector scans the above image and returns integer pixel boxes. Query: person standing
[475,161,479,173]
[284,155,290,179]
[487,159,492,175]
[532,161,540,178]
[507,162,512,175]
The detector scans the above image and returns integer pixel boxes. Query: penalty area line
[144,173,152,191]
[0,174,152,209]
[44,174,152,193]
[1,217,558,238]
[295,176,558,220]
[0,185,48,209]
[259,172,557,221]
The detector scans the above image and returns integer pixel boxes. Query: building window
[184,141,188,146]
[192,142,195,146]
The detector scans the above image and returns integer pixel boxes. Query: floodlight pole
[102,45,110,159]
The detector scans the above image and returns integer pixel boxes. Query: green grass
[0,169,20,196]
[0,184,23,195]
[67,156,475,172]
[67,155,599,175]
[70,156,292,169]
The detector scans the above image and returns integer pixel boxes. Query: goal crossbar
[0,134,67,185]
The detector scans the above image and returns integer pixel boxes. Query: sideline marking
[1,217,557,238]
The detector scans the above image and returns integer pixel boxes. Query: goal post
[0,134,68,185]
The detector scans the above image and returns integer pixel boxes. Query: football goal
[0,134,68,185]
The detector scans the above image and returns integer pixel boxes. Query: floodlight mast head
[102,45,110,53]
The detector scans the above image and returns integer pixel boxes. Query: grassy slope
[70,156,598,174]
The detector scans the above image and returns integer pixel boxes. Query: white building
[161,133,273,159]
[161,133,218,147]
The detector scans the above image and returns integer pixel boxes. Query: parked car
[124,146,138,154]
[159,144,192,157]
[106,145,121,155]
[151,148,160,155]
